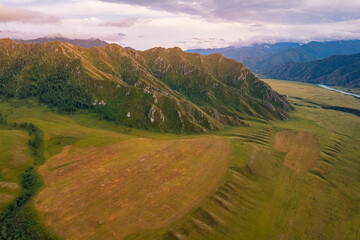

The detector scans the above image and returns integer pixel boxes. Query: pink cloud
[0,4,60,24]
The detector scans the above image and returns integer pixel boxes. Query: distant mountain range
[0,39,290,133]
[188,40,360,73]
[187,42,300,71]
[14,37,108,48]
[262,53,360,88]
[187,42,300,59]
[257,40,360,72]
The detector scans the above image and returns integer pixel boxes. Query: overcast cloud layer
[102,0,360,23]
[0,0,359,50]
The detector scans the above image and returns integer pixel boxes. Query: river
[317,84,360,99]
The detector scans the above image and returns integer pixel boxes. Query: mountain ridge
[0,39,291,133]
[14,37,108,48]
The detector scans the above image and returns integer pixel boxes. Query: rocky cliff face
[0,39,291,132]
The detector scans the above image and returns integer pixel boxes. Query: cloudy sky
[0,0,360,50]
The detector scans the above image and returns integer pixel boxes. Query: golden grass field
[1,79,360,239]
[274,130,319,175]
[35,137,231,240]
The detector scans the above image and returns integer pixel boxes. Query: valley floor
[0,79,360,239]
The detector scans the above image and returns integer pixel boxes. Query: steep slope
[14,37,108,48]
[262,53,360,87]
[0,39,290,133]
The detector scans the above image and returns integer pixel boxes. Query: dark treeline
[21,73,92,112]
[0,113,6,125]
[322,106,360,117]
[0,58,93,113]
[0,120,55,240]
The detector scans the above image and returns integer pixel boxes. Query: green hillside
[0,39,290,133]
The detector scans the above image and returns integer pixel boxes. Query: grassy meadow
[0,130,31,211]
[0,79,359,239]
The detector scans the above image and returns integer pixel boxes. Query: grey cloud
[101,0,360,24]
[0,4,60,24]
[250,23,264,28]
[190,37,232,46]
[99,17,151,28]
[99,17,139,27]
